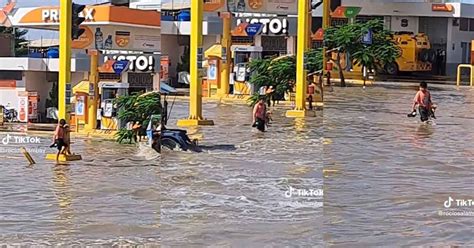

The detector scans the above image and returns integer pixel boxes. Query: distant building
[20,38,59,58]
[0,33,13,57]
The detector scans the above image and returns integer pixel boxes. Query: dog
[265,111,273,127]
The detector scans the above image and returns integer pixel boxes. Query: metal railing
[456,64,474,87]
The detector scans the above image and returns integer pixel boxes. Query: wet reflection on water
[0,102,322,246]
[0,137,160,246]
[52,165,74,237]
[324,85,474,246]
[160,103,324,247]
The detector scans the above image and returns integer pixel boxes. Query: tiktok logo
[444,197,454,208]
[2,134,12,145]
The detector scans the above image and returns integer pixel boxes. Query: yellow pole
[177,0,214,126]
[218,12,231,98]
[59,0,72,121]
[322,0,331,71]
[286,0,313,118]
[85,50,99,130]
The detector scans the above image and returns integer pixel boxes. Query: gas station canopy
[2,4,162,52]
[5,4,161,30]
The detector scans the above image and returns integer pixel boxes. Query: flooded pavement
[1,84,473,246]
[323,84,474,247]
[0,137,160,246]
[161,103,323,247]
[0,102,323,246]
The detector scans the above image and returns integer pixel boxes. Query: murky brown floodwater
[1,83,473,246]
[324,83,474,247]
[0,101,323,246]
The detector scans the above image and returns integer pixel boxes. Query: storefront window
[0,71,22,80]
[232,36,254,45]
[460,18,469,31]
[99,73,121,81]
[128,72,153,92]
[261,36,286,53]
[469,19,474,31]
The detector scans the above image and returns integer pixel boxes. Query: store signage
[99,82,129,89]
[113,60,130,75]
[401,19,409,27]
[133,34,161,51]
[432,4,454,12]
[331,6,361,19]
[245,23,263,36]
[222,47,227,63]
[18,94,28,123]
[72,26,93,49]
[65,83,72,105]
[233,46,263,52]
[104,55,155,72]
[227,0,297,15]
[115,31,131,48]
[89,82,95,96]
[41,7,95,22]
[76,95,85,116]
[362,29,373,45]
[197,47,203,69]
[312,28,324,41]
[236,18,288,35]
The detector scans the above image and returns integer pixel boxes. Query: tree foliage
[0,27,28,56]
[177,45,190,73]
[114,92,162,144]
[324,19,400,86]
[46,82,58,109]
[247,49,323,106]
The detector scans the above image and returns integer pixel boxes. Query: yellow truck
[384,32,436,75]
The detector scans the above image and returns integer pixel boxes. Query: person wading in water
[252,98,267,132]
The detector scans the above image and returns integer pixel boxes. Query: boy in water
[63,124,72,155]
[411,81,436,122]
[252,98,267,132]
[51,119,68,161]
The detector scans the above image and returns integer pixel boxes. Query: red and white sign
[18,94,28,123]
[28,92,38,120]
[432,4,454,12]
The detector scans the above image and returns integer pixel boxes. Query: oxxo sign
[104,55,155,72]
[236,18,289,35]
[41,7,95,22]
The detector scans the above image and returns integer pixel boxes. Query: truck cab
[385,32,435,75]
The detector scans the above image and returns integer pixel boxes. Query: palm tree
[0,27,28,56]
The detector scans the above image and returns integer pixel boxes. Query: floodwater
[1,84,473,246]
[0,137,160,246]
[324,83,474,247]
[160,103,323,247]
[0,102,323,246]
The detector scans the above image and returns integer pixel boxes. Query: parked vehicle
[0,105,18,122]
[145,94,201,153]
[384,32,436,75]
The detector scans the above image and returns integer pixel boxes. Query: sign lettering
[236,18,288,35]
[432,4,454,12]
[41,8,95,22]
[104,55,154,72]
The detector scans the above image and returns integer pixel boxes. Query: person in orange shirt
[409,81,436,122]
